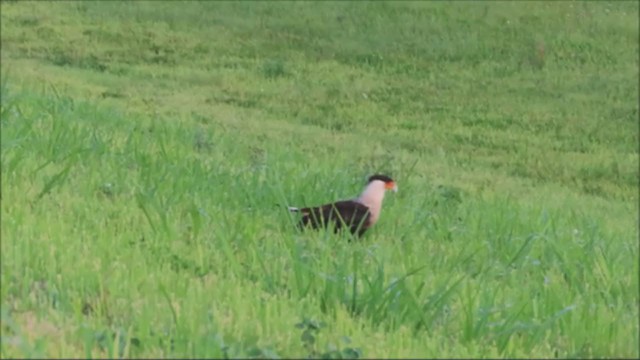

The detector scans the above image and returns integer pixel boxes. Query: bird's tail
[276,203,301,212]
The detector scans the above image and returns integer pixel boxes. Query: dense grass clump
[1,1,638,358]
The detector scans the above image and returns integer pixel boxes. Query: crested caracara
[288,174,397,237]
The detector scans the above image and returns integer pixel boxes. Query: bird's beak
[386,182,398,192]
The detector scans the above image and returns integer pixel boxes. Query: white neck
[356,180,387,225]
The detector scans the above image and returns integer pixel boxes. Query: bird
[287,174,398,237]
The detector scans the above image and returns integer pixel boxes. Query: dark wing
[298,200,372,236]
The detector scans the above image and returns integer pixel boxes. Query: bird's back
[299,200,372,236]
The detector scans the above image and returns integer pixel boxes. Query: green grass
[1,1,638,358]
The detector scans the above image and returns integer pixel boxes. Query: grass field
[1,1,638,358]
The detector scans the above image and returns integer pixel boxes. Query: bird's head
[367,174,398,192]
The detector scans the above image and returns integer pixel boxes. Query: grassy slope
[1,1,638,358]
